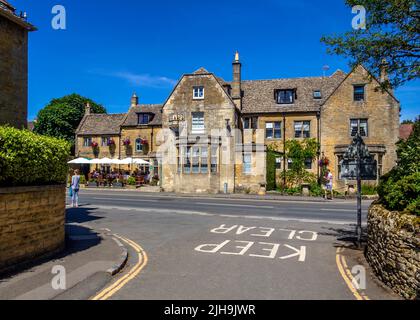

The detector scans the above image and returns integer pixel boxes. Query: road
[65,189,395,300]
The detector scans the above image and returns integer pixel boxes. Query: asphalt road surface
[65,190,395,300]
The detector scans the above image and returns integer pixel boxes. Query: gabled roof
[76,113,126,135]
[121,104,163,127]
[240,71,347,114]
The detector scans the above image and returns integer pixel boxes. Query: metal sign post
[339,133,377,247]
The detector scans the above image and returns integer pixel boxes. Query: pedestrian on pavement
[324,169,334,200]
[71,169,81,208]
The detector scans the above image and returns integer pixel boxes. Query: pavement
[0,222,127,300]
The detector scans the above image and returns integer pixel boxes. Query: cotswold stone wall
[366,203,420,300]
[0,185,66,274]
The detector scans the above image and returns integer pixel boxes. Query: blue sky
[12,0,419,121]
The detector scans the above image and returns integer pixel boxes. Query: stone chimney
[380,58,389,84]
[131,92,139,107]
[231,51,242,108]
[85,102,91,115]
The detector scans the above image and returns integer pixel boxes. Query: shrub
[266,150,278,191]
[361,184,377,195]
[0,126,70,187]
[127,176,136,186]
[378,171,420,215]
[309,183,323,197]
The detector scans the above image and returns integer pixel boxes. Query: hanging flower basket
[91,141,99,148]
[108,139,116,146]
[123,138,131,146]
[141,139,148,145]
[318,157,330,167]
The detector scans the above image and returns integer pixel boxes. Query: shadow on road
[319,226,368,248]
[66,206,104,224]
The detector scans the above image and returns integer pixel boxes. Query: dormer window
[138,113,150,125]
[193,86,204,100]
[313,90,322,99]
[275,89,295,104]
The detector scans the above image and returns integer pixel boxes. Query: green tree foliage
[268,139,319,188]
[0,126,70,187]
[34,94,106,147]
[321,0,419,90]
[377,118,420,215]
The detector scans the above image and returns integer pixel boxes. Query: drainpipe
[317,111,321,183]
[282,113,286,188]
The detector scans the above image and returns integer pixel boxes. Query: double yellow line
[91,235,148,300]
[336,247,369,300]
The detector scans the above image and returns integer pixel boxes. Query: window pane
[354,85,365,101]
[243,154,252,174]
[184,147,191,173]
[359,120,368,136]
[274,122,281,139]
[303,121,311,138]
[244,118,250,129]
[201,148,208,173]
[350,120,359,136]
[266,122,273,139]
[192,112,205,133]
[305,158,312,169]
[252,117,258,129]
[295,121,302,138]
[275,157,282,169]
[211,147,218,173]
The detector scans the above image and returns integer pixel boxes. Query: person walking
[71,169,81,208]
[324,169,334,200]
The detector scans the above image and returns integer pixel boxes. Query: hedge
[0,126,71,187]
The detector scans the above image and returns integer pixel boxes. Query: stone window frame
[265,121,282,139]
[243,116,258,130]
[193,86,205,100]
[294,120,311,138]
[350,118,369,137]
[135,138,143,153]
[179,145,215,175]
[243,153,252,175]
[83,137,92,147]
[353,84,366,102]
[191,112,205,134]
[304,158,313,170]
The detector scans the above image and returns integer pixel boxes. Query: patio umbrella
[132,158,150,165]
[90,158,102,164]
[68,158,91,164]
[117,158,133,165]
[98,158,113,164]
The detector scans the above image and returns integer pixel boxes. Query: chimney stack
[232,51,242,108]
[85,102,91,115]
[380,58,389,84]
[131,92,139,107]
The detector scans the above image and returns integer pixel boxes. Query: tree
[268,139,319,188]
[321,0,419,90]
[34,94,106,150]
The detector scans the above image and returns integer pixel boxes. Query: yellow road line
[91,235,148,300]
[335,247,369,300]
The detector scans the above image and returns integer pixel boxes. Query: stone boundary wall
[366,203,420,300]
[0,185,66,274]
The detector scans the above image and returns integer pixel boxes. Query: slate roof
[240,70,347,114]
[121,104,163,127]
[76,113,126,135]
[0,0,36,30]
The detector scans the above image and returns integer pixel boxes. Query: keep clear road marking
[91,235,148,300]
[195,202,274,209]
[335,247,369,301]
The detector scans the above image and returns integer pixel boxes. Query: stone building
[76,53,400,193]
[0,0,36,129]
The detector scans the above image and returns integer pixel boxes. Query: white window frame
[193,86,204,100]
[191,112,205,134]
[135,139,143,153]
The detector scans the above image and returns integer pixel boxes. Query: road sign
[340,159,377,180]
